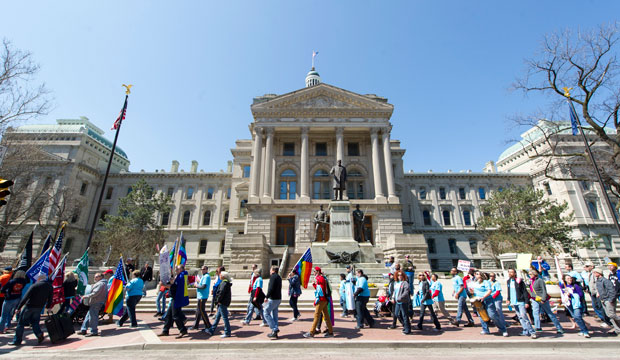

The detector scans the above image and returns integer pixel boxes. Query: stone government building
[2,67,619,275]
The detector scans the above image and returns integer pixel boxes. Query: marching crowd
[1,255,620,345]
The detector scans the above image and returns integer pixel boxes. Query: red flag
[48,224,65,276]
[52,256,66,306]
[112,97,128,130]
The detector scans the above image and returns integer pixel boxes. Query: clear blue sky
[1,1,617,173]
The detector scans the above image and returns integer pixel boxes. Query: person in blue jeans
[0,270,27,333]
[338,274,347,317]
[528,268,564,334]
[117,270,144,327]
[450,268,474,327]
[489,273,505,326]
[264,266,282,339]
[560,274,590,338]
[354,269,374,329]
[392,271,411,334]
[242,269,267,326]
[205,272,232,338]
[9,275,52,346]
[506,269,537,338]
[155,281,168,316]
[80,273,108,336]
[469,271,507,336]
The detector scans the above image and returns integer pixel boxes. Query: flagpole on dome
[85,85,132,250]
[564,87,620,236]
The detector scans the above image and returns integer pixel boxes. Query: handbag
[251,289,265,307]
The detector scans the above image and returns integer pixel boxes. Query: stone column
[249,126,263,200]
[370,128,385,200]
[382,128,397,201]
[300,127,310,201]
[262,128,274,199]
[336,127,344,163]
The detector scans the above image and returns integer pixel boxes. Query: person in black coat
[140,262,153,296]
[205,272,232,337]
[263,266,282,339]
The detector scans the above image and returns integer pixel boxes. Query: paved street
[0,307,618,359]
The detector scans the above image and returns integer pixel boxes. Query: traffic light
[0,178,14,208]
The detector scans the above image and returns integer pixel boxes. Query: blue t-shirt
[568,271,584,283]
[472,280,492,298]
[580,271,590,287]
[339,280,346,297]
[430,280,445,302]
[356,276,370,297]
[508,279,524,306]
[452,276,466,298]
[491,280,503,301]
[197,274,211,300]
[126,278,144,298]
[253,277,263,290]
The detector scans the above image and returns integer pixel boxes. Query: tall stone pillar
[336,127,344,163]
[382,129,398,201]
[249,127,263,200]
[370,128,385,200]
[262,128,274,200]
[300,127,310,201]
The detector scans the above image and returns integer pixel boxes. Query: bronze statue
[313,205,328,242]
[352,204,366,242]
[330,160,347,201]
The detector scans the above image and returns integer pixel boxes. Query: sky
[1,1,618,173]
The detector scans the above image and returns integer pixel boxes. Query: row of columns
[249,126,397,202]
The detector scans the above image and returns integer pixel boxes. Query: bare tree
[0,39,51,134]
[512,23,620,196]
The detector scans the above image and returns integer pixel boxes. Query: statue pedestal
[327,200,354,242]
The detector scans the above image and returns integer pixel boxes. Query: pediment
[251,83,393,118]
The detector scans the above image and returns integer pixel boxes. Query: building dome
[305,67,321,87]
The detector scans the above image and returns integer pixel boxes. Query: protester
[506,268,537,339]
[288,271,302,321]
[528,268,564,334]
[140,261,153,296]
[593,268,620,335]
[264,265,282,339]
[403,255,415,292]
[489,273,506,326]
[560,274,590,338]
[205,271,232,338]
[80,272,107,336]
[60,272,78,313]
[155,280,168,317]
[430,273,455,325]
[210,267,222,315]
[246,264,261,321]
[191,265,211,330]
[565,263,588,315]
[450,267,474,327]
[384,272,395,318]
[117,270,144,328]
[125,258,135,275]
[9,274,52,346]
[242,268,266,326]
[390,270,411,334]
[102,269,114,324]
[159,265,189,338]
[0,267,13,311]
[386,256,397,274]
[608,262,620,294]
[584,263,611,327]
[343,265,355,316]
[0,270,27,333]
[416,272,441,332]
[354,269,374,329]
[303,267,334,338]
[470,271,507,336]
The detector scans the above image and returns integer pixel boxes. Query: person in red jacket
[303,267,333,338]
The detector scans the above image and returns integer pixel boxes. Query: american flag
[112,97,128,130]
[48,224,65,276]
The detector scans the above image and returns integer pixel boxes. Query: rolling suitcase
[45,313,74,344]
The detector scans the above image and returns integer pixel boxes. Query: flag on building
[176,233,187,266]
[112,96,128,130]
[169,238,178,268]
[292,247,313,288]
[39,233,52,256]
[568,102,580,136]
[16,230,33,271]
[48,223,66,276]
[51,255,67,306]
[105,257,126,316]
[26,248,50,282]
[74,249,89,296]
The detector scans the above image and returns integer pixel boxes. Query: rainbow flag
[169,238,178,267]
[292,248,313,289]
[105,257,126,316]
[176,234,187,266]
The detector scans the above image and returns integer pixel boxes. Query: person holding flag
[159,264,189,338]
[80,272,107,336]
[9,274,53,346]
[117,270,144,328]
[287,271,302,321]
[303,267,334,338]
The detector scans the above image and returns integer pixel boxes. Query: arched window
[182,210,191,226]
[279,169,297,200]
[223,210,229,224]
[422,210,431,226]
[202,210,211,226]
[347,170,364,199]
[312,169,330,199]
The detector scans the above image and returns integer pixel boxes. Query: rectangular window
[581,181,590,191]
[458,187,466,200]
[419,187,427,200]
[469,239,478,254]
[442,210,451,226]
[186,187,194,200]
[105,187,113,200]
[80,182,88,196]
[544,182,552,195]
[478,187,486,200]
[427,238,436,254]
[347,142,360,156]
[439,187,446,200]
[602,235,614,252]
[243,165,251,178]
[283,142,295,156]
[448,238,457,254]
[127,186,133,195]
[315,142,327,156]
[226,187,231,199]
[167,187,174,197]
[199,240,207,254]
[588,201,600,220]
[161,212,170,226]
[422,210,432,226]
[207,187,214,199]
[463,210,472,226]
[430,259,438,271]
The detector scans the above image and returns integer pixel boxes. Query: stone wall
[383,233,431,272]
[226,233,272,279]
